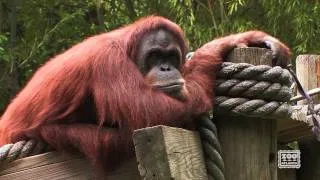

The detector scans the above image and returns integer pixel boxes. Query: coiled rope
[214,62,293,119]
[217,62,292,86]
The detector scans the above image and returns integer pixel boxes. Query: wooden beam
[277,103,320,143]
[216,47,277,180]
[133,125,208,180]
[0,126,207,179]
[290,87,320,102]
[0,152,140,180]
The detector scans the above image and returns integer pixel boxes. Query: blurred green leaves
[0,34,9,63]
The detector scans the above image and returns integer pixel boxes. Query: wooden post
[133,125,208,180]
[215,47,277,180]
[296,55,320,105]
[295,55,320,180]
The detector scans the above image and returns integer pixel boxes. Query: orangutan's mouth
[154,81,184,94]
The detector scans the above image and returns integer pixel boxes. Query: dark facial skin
[136,29,186,99]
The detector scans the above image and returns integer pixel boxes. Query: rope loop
[218,62,292,86]
[215,62,293,119]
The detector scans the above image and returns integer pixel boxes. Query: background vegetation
[0,0,319,113]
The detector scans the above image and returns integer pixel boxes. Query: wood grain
[133,125,208,180]
[0,151,140,180]
[216,47,277,180]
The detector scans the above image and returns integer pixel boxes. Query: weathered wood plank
[0,126,207,179]
[296,55,320,105]
[278,106,313,143]
[0,151,140,180]
[277,122,312,143]
[0,152,82,175]
[133,125,207,180]
[0,157,91,180]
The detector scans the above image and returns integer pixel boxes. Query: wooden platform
[0,152,140,180]
[0,126,207,180]
[277,104,315,143]
[0,121,313,179]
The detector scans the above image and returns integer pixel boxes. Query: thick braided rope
[0,140,46,164]
[197,114,225,180]
[215,96,291,119]
[218,62,292,86]
[216,79,291,101]
[215,62,293,119]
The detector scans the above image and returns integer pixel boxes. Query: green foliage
[0,34,9,63]
[287,141,299,150]
[0,34,10,113]
[227,0,247,15]
[261,0,320,54]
